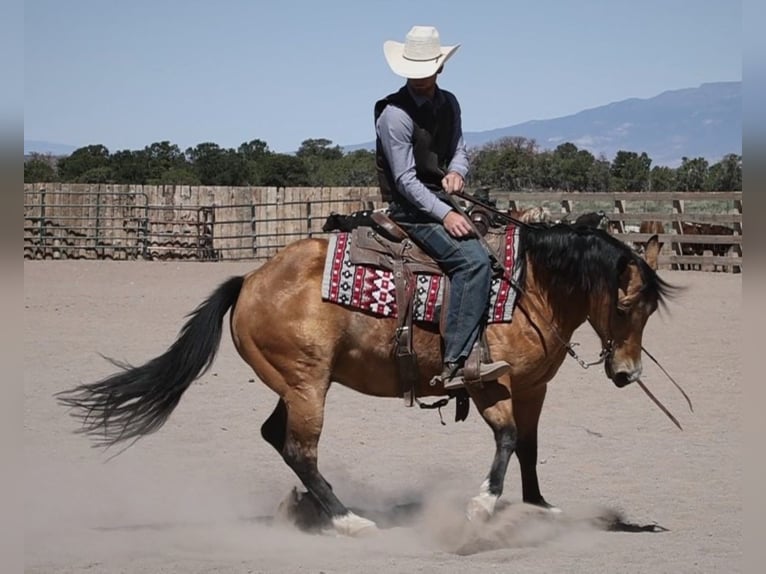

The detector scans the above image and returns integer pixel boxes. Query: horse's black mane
[518,222,674,306]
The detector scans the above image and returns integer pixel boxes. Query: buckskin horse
[58,223,672,537]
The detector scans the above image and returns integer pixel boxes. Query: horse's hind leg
[261,399,288,454]
[260,392,376,536]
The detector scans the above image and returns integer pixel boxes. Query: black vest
[374,86,457,214]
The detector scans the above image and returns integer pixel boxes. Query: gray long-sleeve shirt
[375,85,469,222]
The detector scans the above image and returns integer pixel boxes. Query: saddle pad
[321,225,522,324]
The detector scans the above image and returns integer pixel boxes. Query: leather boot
[438,359,511,391]
[462,339,511,385]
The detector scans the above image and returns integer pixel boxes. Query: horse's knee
[516,424,540,460]
[488,425,517,497]
[495,425,517,450]
[261,399,287,453]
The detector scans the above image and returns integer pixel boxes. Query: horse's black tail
[57,276,245,448]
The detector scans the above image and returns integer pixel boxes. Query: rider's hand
[443,211,474,238]
[441,171,465,194]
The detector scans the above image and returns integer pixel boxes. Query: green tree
[296,138,344,186]
[238,139,271,161]
[24,155,56,182]
[144,141,187,181]
[76,166,114,183]
[296,138,343,161]
[586,156,612,192]
[186,142,225,184]
[156,166,201,185]
[649,166,677,191]
[186,143,249,185]
[705,153,741,190]
[337,149,377,186]
[529,151,555,189]
[469,137,538,190]
[676,156,709,191]
[258,153,310,187]
[610,150,651,191]
[551,143,595,191]
[110,149,149,183]
[57,145,110,182]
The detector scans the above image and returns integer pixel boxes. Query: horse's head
[588,236,666,388]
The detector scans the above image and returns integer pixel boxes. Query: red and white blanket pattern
[321,225,522,324]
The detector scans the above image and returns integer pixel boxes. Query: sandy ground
[24,260,742,573]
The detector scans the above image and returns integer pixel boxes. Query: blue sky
[24,0,742,154]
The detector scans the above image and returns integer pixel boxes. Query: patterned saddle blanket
[320,224,523,324]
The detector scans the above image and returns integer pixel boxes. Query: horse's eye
[616,306,628,317]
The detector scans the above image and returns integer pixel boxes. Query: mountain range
[24,140,79,156]
[348,81,741,167]
[26,81,741,168]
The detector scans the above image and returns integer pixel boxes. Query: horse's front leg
[466,382,516,521]
[514,385,561,512]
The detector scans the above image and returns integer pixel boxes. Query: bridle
[450,191,614,370]
[449,191,692,428]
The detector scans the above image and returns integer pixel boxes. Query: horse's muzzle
[611,372,635,388]
[606,360,642,388]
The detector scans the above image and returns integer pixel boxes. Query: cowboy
[374,25,511,390]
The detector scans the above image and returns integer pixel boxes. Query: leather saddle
[343,212,508,416]
[348,211,507,275]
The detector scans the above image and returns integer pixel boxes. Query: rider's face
[407,73,438,98]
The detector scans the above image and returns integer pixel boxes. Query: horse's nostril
[613,372,633,388]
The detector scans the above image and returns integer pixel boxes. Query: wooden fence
[496,190,742,272]
[23,184,742,272]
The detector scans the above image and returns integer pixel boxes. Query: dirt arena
[24,260,742,573]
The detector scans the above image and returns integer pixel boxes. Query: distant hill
[24,140,78,156]
[347,81,741,167]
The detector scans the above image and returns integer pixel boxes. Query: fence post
[671,198,684,270]
[613,199,627,233]
[95,186,103,258]
[251,204,258,256]
[732,198,743,273]
[561,199,572,220]
[39,187,47,258]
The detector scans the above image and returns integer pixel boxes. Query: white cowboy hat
[383,26,460,79]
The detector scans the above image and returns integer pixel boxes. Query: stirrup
[430,363,465,390]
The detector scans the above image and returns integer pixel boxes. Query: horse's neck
[522,259,590,340]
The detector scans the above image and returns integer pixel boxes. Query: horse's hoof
[466,492,498,522]
[275,487,302,523]
[332,512,378,537]
[535,500,563,514]
[529,502,562,515]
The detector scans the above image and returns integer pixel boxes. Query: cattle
[676,221,736,271]
[511,206,552,224]
[698,223,735,256]
[636,220,666,255]
[639,220,665,235]
[573,210,610,230]
[321,209,378,232]
[678,222,734,257]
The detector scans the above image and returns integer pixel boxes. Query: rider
[374,25,511,390]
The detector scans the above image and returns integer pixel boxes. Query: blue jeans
[399,221,493,364]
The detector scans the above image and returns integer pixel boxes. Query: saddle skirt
[321,224,523,324]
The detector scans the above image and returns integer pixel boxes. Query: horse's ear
[618,259,642,310]
[643,235,662,270]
